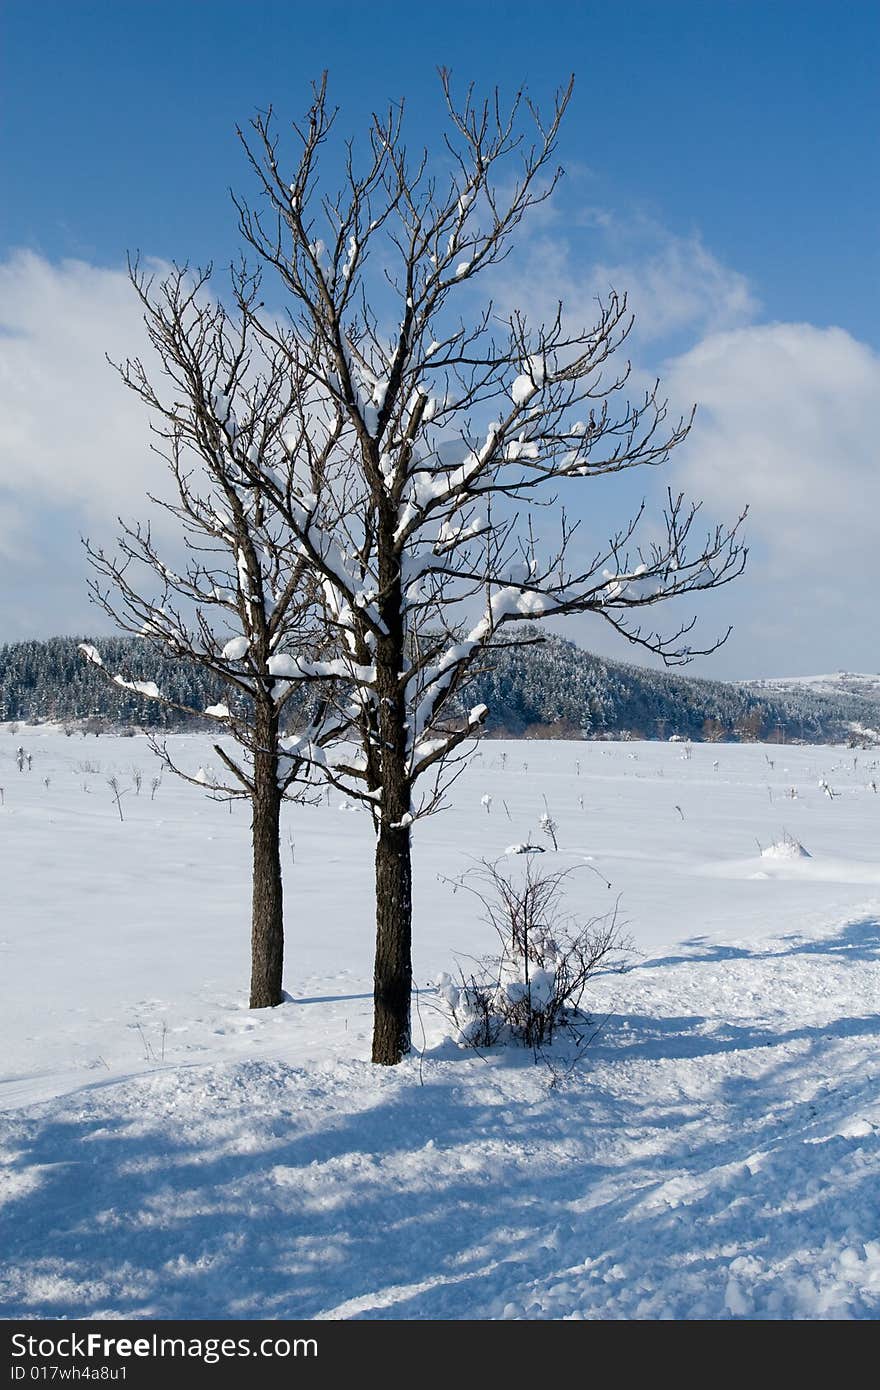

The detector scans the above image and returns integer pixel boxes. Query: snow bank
[762,837,812,860]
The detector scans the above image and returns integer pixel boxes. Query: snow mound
[762,837,812,861]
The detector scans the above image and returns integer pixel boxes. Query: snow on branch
[112,675,161,699]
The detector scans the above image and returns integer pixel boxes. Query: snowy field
[2,727,880,1320]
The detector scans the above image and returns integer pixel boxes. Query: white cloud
[0,251,160,536]
[484,213,880,675]
[486,218,757,349]
[0,251,207,639]
[659,322,880,675]
[666,321,880,563]
[2,247,878,676]
[0,495,28,564]
[590,235,757,342]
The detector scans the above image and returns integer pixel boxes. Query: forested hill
[1,633,877,744]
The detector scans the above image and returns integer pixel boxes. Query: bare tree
[87,74,746,1061]
[81,260,347,1008]
[221,72,747,1064]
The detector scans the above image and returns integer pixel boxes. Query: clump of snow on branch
[221,636,249,661]
[112,676,160,699]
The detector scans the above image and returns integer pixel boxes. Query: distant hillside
[0,637,227,731]
[465,638,880,743]
[744,671,880,703]
[1,633,877,744]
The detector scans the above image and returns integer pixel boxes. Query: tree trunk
[372,817,413,1064]
[249,709,284,1009]
[371,489,413,1065]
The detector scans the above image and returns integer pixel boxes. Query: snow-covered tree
[224,74,747,1063]
[79,75,749,1061]
[81,261,346,1009]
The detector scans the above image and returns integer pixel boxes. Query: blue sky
[1,1,878,676]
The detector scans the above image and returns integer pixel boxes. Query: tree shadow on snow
[638,916,880,972]
[2,929,880,1322]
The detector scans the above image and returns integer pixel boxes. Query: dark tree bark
[372,517,414,1063]
[372,819,413,1063]
[250,707,284,1008]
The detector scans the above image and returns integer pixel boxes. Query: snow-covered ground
[2,728,879,1320]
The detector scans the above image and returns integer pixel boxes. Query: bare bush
[107,776,125,822]
[437,860,629,1050]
